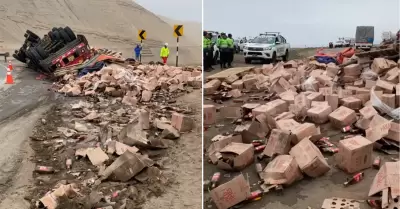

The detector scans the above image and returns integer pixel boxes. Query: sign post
[173,25,184,67]
[137,29,146,62]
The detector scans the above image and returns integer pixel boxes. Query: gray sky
[134,0,202,22]
[204,0,400,47]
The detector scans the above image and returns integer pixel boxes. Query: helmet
[165,43,168,46]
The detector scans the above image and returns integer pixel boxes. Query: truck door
[275,36,284,56]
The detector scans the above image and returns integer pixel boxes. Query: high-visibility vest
[217,38,229,48]
[227,38,234,48]
[160,47,169,57]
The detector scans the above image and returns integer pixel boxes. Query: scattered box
[343,64,362,76]
[376,79,394,94]
[232,80,244,89]
[228,89,242,98]
[326,94,339,109]
[307,105,332,124]
[220,106,243,118]
[368,161,400,203]
[279,91,298,104]
[289,138,330,177]
[365,115,392,142]
[371,58,392,74]
[396,85,400,107]
[365,80,376,89]
[261,155,303,185]
[386,121,400,142]
[382,94,396,108]
[291,122,319,144]
[217,142,254,171]
[208,135,242,164]
[210,174,251,209]
[263,129,291,157]
[204,104,217,125]
[359,106,378,119]
[243,76,257,90]
[335,135,373,173]
[87,147,109,166]
[171,112,193,132]
[306,92,324,102]
[328,106,357,128]
[204,79,221,95]
[341,96,362,110]
[276,119,301,133]
[100,151,148,181]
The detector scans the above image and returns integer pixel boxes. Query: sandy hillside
[0,0,201,64]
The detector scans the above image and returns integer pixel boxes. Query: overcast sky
[134,0,202,22]
[204,0,400,47]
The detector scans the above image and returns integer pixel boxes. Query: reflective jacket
[160,47,169,57]
[217,38,229,48]
[227,38,234,48]
[203,37,212,48]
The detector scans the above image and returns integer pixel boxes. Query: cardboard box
[276,119,301,133]
[231,80,244,89]
[225,74,239,84]
[338,88,353,99]
[326,63,340,77]
[307,105,332,124]
[208,135,242,163]
[293,93,311,117]
[217,142,254,171]
[311,101,329,107]
[274,112,295,121]
[355,117,371,130]
[326,94,339,109]
[100,151,147,181]
[227,89,242,98]
[291,123,319,144]
[263,129,291,157]
[253,99,288,117]
[171,112,193,132]
[328,106,357,128]
[365,115,392,142]
[396,84,400,107]
[376,79,394,94]
[243,76,257,90]
[220,106,243,118]
[210,174,251,209]
[261,155,303,185]
[343,64,362,76]
[204,104,217,125]
[306,92,324,102]
[279,91,298,104]
[335,135,373,173]
[359,106,377,121]
[204,79,221,95]
[368,161,400,201]
[365,80,376,89]
[289,138,330,177]
[371,58,392,74]
[385,121,400,142]
[341,96,362,110]
[319,87,333,96]
[382,94,396,108]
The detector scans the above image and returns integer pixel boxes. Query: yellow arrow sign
[173,25,184,37]
[138,29,146,40]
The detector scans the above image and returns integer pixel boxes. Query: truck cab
[355,26,374,50]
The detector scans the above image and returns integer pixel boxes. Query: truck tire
[59,29,72,43]
[35,46,49,59]
[52,27,58,32]
[271,52,277,64]
[30,48,43,61]
[52,31,61,42]
[13,54,26,63]
[282,50,289,62]
[26,30,40,40]
[245,58,251,64]
[64,26,76,40]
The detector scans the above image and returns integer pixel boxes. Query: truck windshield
[252,37,275,44]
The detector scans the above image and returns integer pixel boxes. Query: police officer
[227,34,234,68]
[203,31,213,71]
[217,33,229,69]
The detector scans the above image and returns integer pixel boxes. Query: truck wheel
[52,31,61,42]
[13,54,26,63]
[271,52,277,64]
[52,27,58,32]
[26,30,40,40]
[283,50,289,62]
[64,26,76,40]
[35,46,49,59]
[245,58,251,64]
[59,29,72,43]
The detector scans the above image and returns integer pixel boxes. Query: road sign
[138,30,146,40]
[174,25,183,37]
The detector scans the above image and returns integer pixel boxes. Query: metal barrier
[0,52,9,62]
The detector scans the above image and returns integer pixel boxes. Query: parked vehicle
[334,40,345,48]
[13,27,92,74]
[329,42,333,48]
[355,26,374,50]
[243,32,290,64]
[234,39,240,53]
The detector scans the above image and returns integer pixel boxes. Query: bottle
[373,156,381,169]
[255,145,266,152]
[210,172,221,189]
[66,159,72,169]
[35,166,55,174]
[247,190,263,201]
[343,172,364,187]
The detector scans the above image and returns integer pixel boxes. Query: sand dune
[0,0,201,64]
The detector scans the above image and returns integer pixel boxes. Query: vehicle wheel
[59,29,72,43]
[283,50,289,62]
[52,27,58,32]
[271,52,277,64]
[64,26,76,40]
[52,31,61,42]
[26,30,40,40]
[13,54,26,63]
[35,46,49,59]
[245,58,251,64]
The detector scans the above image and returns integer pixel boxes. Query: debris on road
[27,47,202,207]
[204,48,399,208]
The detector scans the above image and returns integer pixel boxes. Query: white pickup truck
[243,33,290,64]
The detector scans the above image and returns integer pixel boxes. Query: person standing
[217,33,229,69]
[134,44,142,60]
[227,34,234,68]
[160,43,170,64]
[203,31,213,71]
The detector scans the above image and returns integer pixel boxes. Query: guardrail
[0,52,9,62]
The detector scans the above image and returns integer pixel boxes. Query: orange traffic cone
[5,67,13,84]
[7,61,13,71]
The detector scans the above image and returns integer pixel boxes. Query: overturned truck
[12,27,92,74]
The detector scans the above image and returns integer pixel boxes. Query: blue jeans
[135,54,140,60]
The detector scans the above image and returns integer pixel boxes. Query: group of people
[134,43,170,64]
[203,31,235,71]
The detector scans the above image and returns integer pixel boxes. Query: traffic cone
[5,67,14,84]
[7,61,13,71]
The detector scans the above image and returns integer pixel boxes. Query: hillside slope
[0,0,201,64]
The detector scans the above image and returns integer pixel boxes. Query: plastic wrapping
[370,87,400,120]
[361,68,378,81]
[302,76,318,92]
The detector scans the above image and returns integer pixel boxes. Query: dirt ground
[202,49,393,209]
[23,88,202,209]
